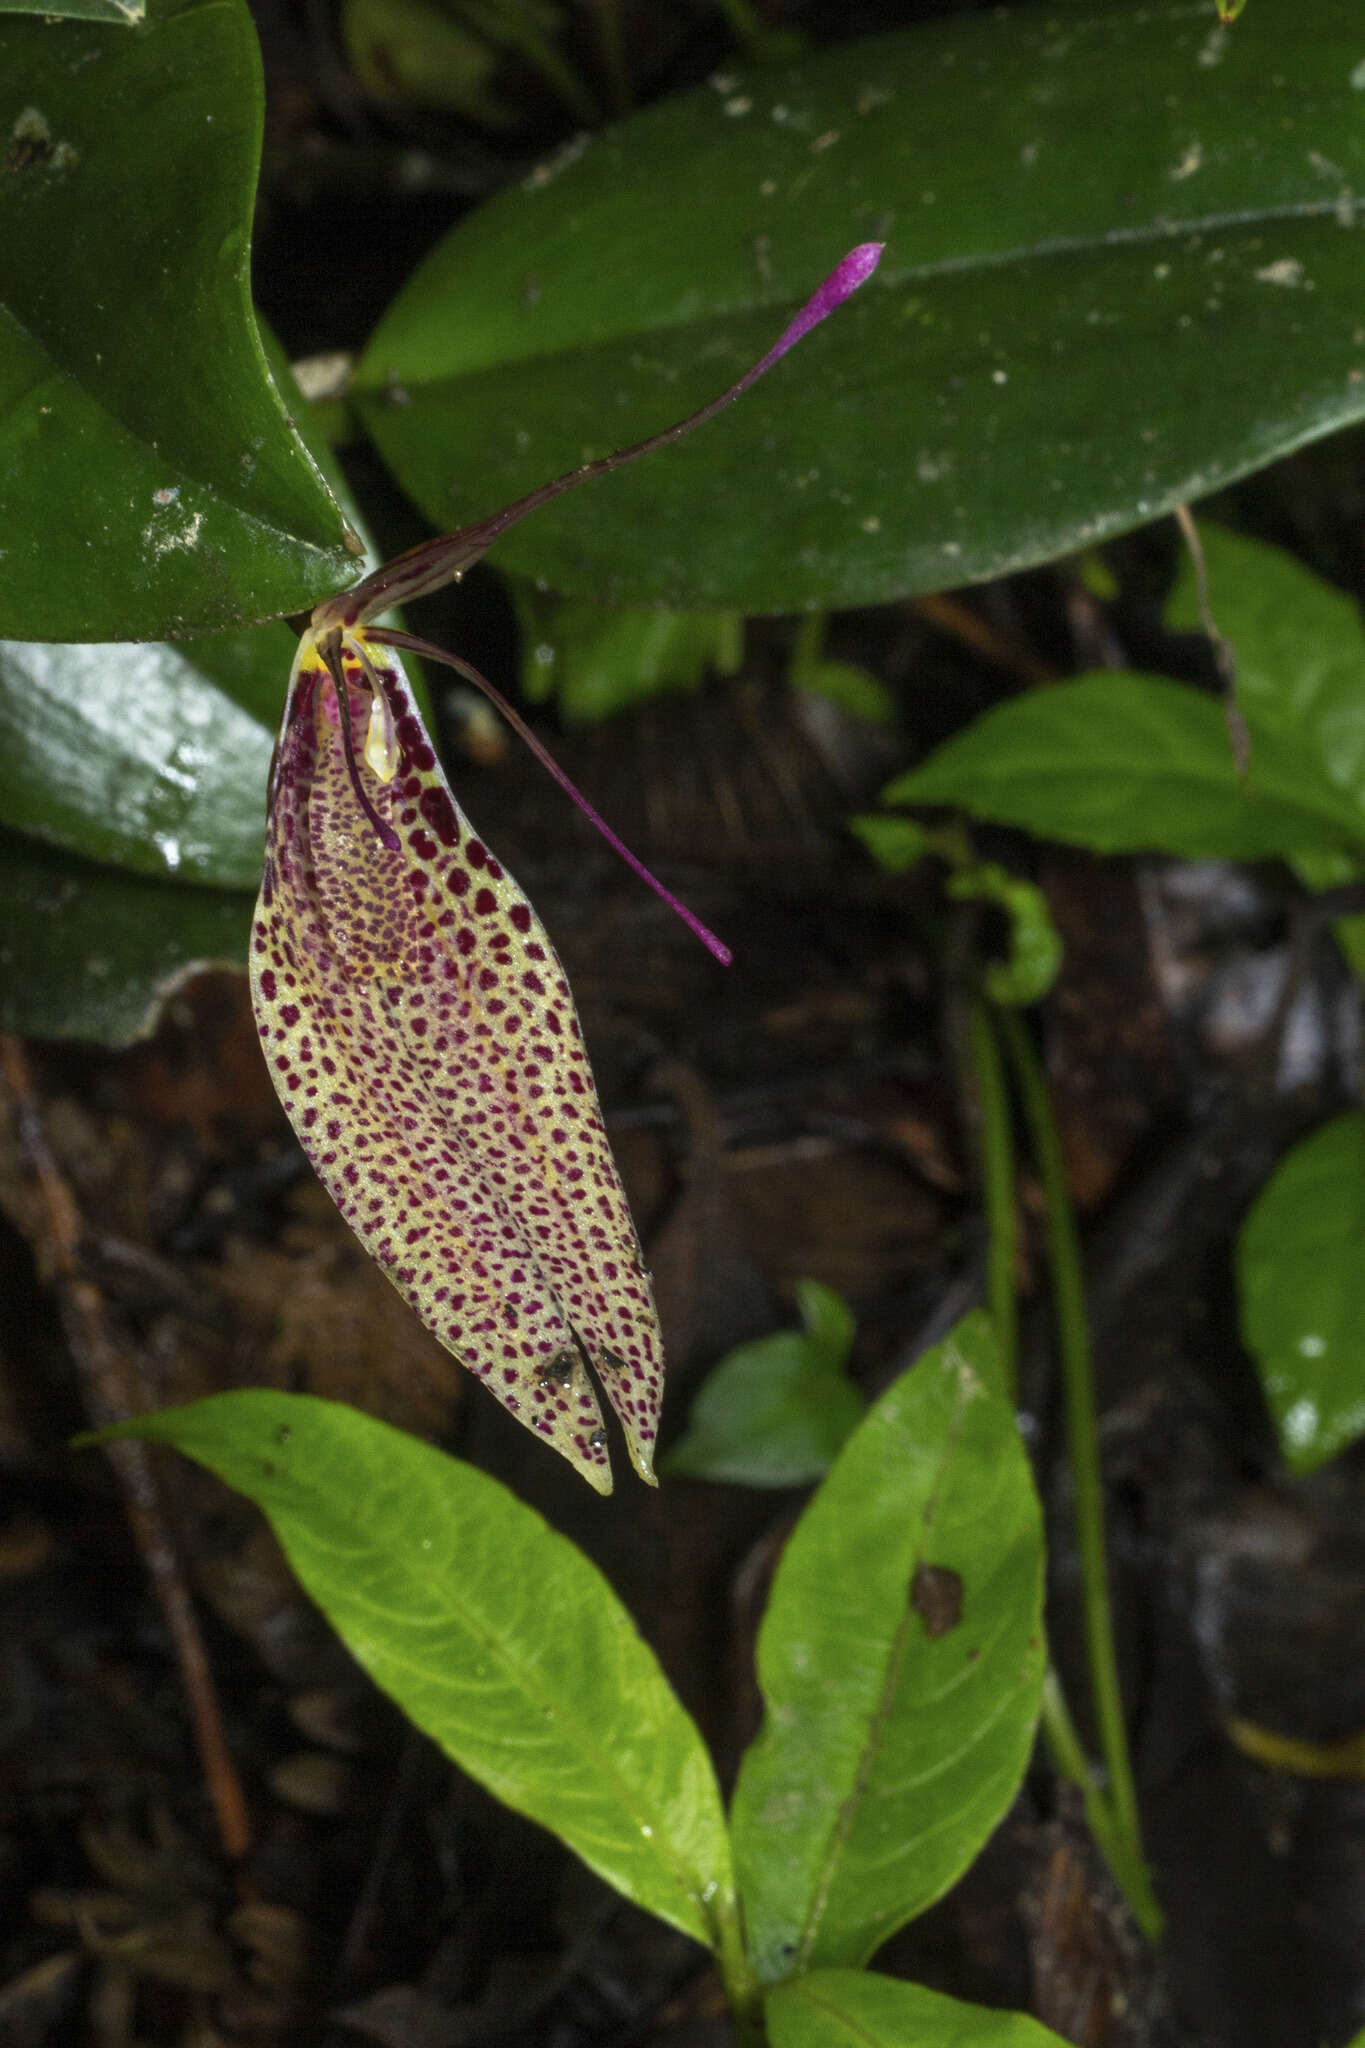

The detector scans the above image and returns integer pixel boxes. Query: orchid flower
[251,243,883,1492]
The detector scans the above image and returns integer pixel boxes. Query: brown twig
[0,1035,251,1864]
[1173,502,1250,781]
[913,590,1058,688]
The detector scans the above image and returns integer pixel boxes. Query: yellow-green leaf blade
[730,1314,1046,1983]
[98,1391,735,1948]
[767,1970,1071,2048]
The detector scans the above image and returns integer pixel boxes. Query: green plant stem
[964,996,1018,1403]
[995,1006,1162,1941]
[1040,1669,1163,1938]
[713,1893,763,2045]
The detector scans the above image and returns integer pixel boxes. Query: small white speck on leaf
[1255,258,1306,288]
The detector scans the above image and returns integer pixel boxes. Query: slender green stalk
[996,1007,1161,1938]
[964,996,1018,1403]
[713,1891,763,2045]
[1041,1671,1163,1937]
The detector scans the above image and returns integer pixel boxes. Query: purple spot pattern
[249,633,666,1494]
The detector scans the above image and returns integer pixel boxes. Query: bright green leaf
[1166,523,1365,816]
[1237,1112,1365,1474]
[1287,846,1365,980]
[947,863,1063,1007]
[96,1391,735,1950]
[766,1970,1071,2048]
[0,0,357,639]
[797,659,895,725]
[355,2,1365,613]
[730,1313,1046,1983]
[849,813,934,874]
[883,675,1365,861]
[794,1277,856,1373]
[0,827,251,1043]
[511,581,743,720]
[664,1280,865,1487]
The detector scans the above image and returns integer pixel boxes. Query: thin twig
[0,1036,250,1863]
[1173,503,1249,781]
[913,590,1058,688]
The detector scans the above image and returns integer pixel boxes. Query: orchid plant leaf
[0,827,252,1044]
[0,330,416,1044]
[355,0,1365,613]
[0,0,357,640]
[0,0,142,21]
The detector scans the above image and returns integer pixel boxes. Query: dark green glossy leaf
[0,628,283,888]
[664,1280,865,1487]
[0,826,250,1043]
[883,675,1365,860]
[97,1391,736,1949]
[355,1,1365,613]
[766,1970,1070,2048]
[729,1313,1046,1983]
[0,0,358,639]
[0,332,436,1037]
[1238,1112,1365,1474]
[1,0,141,23]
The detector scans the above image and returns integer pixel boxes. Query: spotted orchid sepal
[251,244,882,1492]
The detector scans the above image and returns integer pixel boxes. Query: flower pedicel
[251,244,883,1492]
